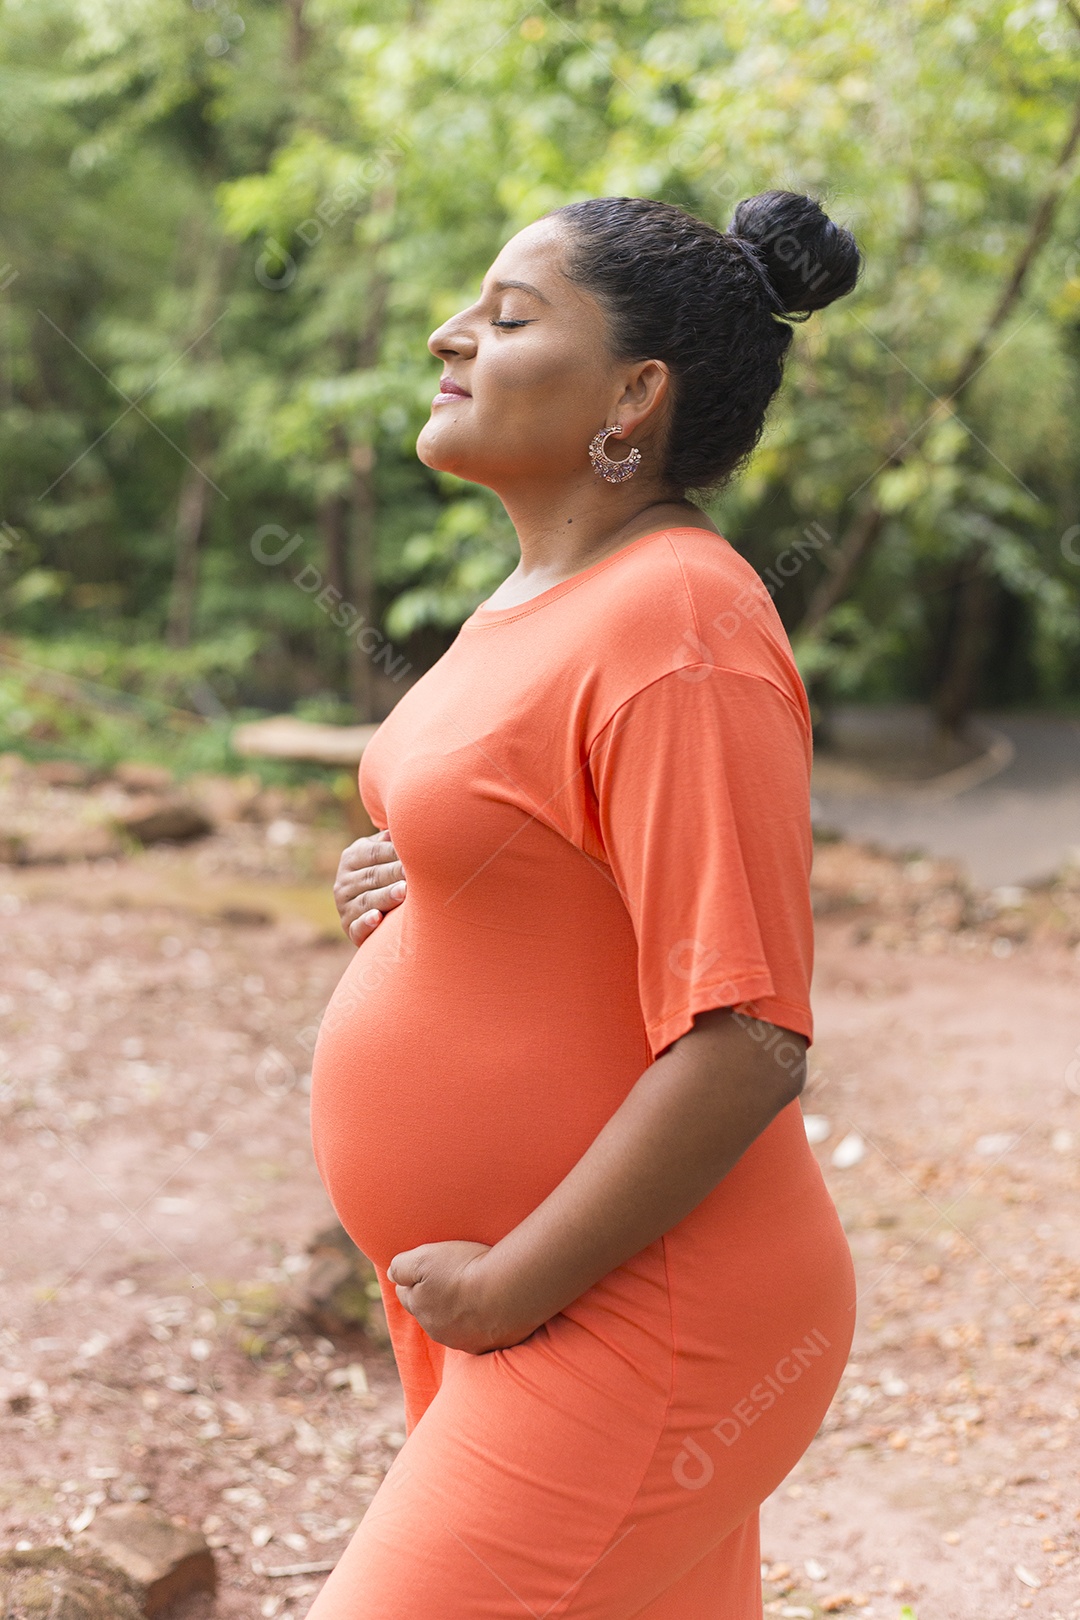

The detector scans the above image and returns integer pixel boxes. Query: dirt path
[1,829,1078,1620]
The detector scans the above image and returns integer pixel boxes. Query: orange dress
[307,527,855,1619]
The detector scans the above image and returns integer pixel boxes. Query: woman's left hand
[387,1240,539,1354]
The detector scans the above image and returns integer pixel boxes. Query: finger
[335,862,405,902]
[348,910,383,945]
[342,882,406,935]
[388,1248,426,1286]
[340,835,399,874]
[354,879,406,913]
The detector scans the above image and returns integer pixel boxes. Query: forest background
[2,0,1080,772]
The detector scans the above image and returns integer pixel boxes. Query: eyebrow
[489,278,551,304]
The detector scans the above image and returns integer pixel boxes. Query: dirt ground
[1,795,1078,1620]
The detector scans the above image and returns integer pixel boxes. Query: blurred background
[1,0,1079,757]
[2,5,1080,1619]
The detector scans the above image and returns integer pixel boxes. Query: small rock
[990,885,1027,910]
[802,1113,831,1144]
[0,828,23,863]
[35,760,96,787]
[830,1132,865,1169]
[112,763,175,793]
[1051,1129,1074,1153]
[291,1224,382,1340]
[187,772,262,824]
[804,1557,829,1581]
[0,1545,144,1619]
[1014,1564,1041,1589]
[975,1133,1016,1157]
[821,1596,858,1614]
[216,905,274,927]
[14,820,124,865]
[346,1363,371,1399]
[77,1502,216,1615]
[112,796,212,846]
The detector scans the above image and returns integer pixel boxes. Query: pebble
[803,1114,831,1144]
[975,1133,1016,1157]
[831,1132,865,1169]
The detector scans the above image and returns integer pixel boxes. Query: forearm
[480,1009,806,1337]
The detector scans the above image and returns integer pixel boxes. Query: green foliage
[1,0,1079,729]
[0,633,248,772]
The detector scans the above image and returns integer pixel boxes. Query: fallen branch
[252,1556,339,1578]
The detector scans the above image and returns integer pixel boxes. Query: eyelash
[490,318,531,329]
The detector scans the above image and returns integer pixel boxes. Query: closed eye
[490,318,532,329]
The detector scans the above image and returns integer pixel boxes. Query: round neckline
[466,526,725,625]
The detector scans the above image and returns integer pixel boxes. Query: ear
[613,359,671,437]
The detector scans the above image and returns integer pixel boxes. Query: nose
[428,311,478,362]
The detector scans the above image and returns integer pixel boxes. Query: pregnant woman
[308,191,861,1619]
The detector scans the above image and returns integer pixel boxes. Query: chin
[416,419,455,473]
[415,422,479,480]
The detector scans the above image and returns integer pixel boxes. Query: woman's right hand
[333,829,407,946]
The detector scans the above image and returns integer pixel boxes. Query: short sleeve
[587,665,815,1058]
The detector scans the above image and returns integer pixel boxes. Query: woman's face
[417,220,666,491]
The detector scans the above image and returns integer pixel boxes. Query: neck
[490,470,715,603]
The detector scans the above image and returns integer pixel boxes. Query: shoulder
[587,528,809,725]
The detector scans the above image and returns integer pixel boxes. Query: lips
[435,376,471,398]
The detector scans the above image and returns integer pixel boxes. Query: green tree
[2,0,1079,734]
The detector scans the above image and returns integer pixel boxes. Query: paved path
[811,709,1080,888]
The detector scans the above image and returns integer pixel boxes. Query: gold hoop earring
[588,424,642,484]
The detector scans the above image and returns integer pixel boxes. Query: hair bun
[729,190,861,316]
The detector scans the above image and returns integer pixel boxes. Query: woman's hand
[387,1240,540,1355]
[333,828,407,946]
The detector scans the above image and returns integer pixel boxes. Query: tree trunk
[933,555,998,737]
[799,505,885,636]
[319,490,350,604]
[286,0,309,65]
[348,443,377,720]
[166,460,211,648]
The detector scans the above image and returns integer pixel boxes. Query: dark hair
[547,190,861,493]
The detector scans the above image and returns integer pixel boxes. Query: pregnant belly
[309,902,649,1269]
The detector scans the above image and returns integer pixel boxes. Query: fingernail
[389,882,406,899]
[361,909,381,925]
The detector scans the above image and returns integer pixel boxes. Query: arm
[388,1007,806,1353]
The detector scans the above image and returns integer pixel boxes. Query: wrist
[471,1238,559,1346]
